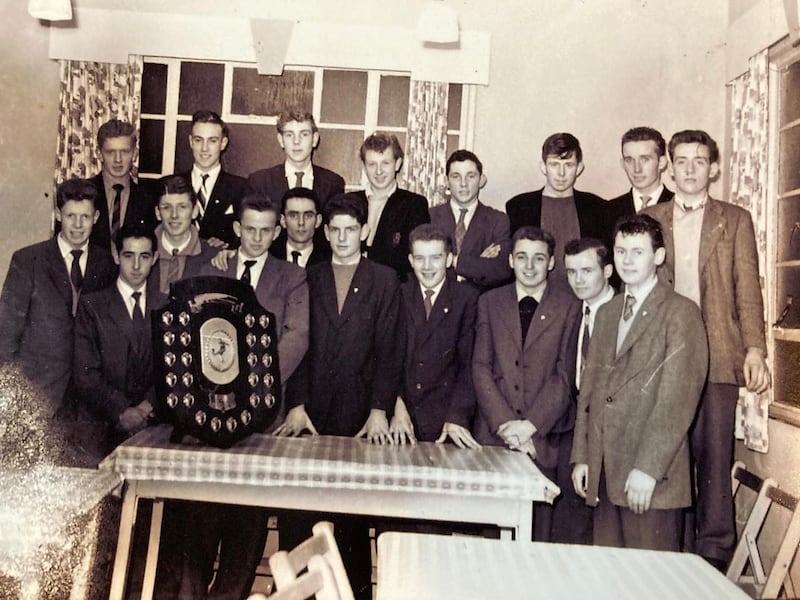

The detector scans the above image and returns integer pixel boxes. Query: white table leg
[109,481,138,600]
[140,498,165,600]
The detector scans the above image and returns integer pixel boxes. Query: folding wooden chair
[727,461,800,598]
[255,520,354,600]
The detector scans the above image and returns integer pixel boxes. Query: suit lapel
[523,285,556,352]
[338,260,371,324]
[373,191,400,243]
[660,202,676,274]
[460,203,486,257]
[254,257,280,309]
[417,276,452,347]
[698,199,725,276]
[44,239,74,309]
[497,285,523,352]
[107,288,138,351]
[614,283,666,363]
[315,263,343,326]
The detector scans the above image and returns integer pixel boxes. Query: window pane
[779,125,800,194]
[447,84,462,131]
[173,121,193,173]
[782,61,800,125]
[231,68,314,116]
[446,134,460,159]
[139,119,165,175]
[222,123,285,178]
[377,75,410,128]
[314,128,364,185]
[178,62,224,115]
[141,63,167,115]
[320,70,367,125]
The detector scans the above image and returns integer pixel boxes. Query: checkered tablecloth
[104,425,559,502]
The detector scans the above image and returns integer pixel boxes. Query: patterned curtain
[728,49,769,294]
[404,80,449,206]
[55,55,144,185]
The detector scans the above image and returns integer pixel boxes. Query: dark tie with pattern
[291,250,301,265]
[294,171,304,188]
[111,184,124,238]
[622,294,637,322]
[70,249,84,290]
[166,247,180,286]
[581,305,591,362]
[640,195,652,211]
[454,208,468,255]
[240,259,257,285]
[198,173,209,217]
[423,288,435,320]
[132,291,144,323]
[519,296,538,344]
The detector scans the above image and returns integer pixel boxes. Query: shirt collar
[449,199,477,219]
[366,181,397,201]
[419,276,446,300]
[635,184,664,208]
[674,192,709,212]
[515,281,546,304]
[284,162,313,183]
[57,234,89,259]
[286,239,313,258]
[624,274,658,308]
[116,277,146,299]
[332,254,361,267]
[584,284,615,312]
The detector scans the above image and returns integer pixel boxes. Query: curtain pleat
[404,80,449,206]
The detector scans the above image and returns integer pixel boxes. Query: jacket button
[606,396,613,403]
[514,384,519,391]
[415,383,422,390]
[515,360,519,367]
[516,409,522,415]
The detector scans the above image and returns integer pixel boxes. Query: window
[138,58,472,189]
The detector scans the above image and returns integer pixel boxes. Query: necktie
[291,250,301,265]
[622,294,637,322]
[640,195,652,210]
[166,247,180,286]
[294,171,304,188]
[70,249,84,290]
[581,305,591,361]
[240,259,257,285]
[198,173,209,217]
[132,291,144,323]
[519,296,538,343]
[423,288,435,320]
[454,208,468,255]
[111,184,124,238]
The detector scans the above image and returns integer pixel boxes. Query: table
[0,465,122,600]
[376,532,750,600]
[105,425,559,599]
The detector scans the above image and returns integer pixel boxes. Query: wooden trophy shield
[152,276,281,447]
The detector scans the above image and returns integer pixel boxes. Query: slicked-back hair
[541,132,582,163]
[155,174,197,205]
[446,149,483,176]
[621,126,666,157]
[191,109,229,138]
[564,237,611,267]
[97,119,137,148]
[511,226,555,258]
[280,187,320,215]
[277,109,318,134]
[114,222,157,255]
[668,129,720,164]
[409,223,454,254]
[613,214,664,251]
[323,193,368,225]
[360,132,404,162]
[237,193,280,222]
[56,178,99,210]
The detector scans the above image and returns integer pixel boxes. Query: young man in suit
[571,214,708,551]
[275,193,403,599]
[429,150,511,293]
[389,223,480,448]
[353,132,430,281]
[553,237,616,545]
[505,133,606,287]
[269,187,331,268]
[149,174,219,294]
[85,119,156,252]
[473,226,580,541]
[247,109,345,210]
[642,130,770,569]
[186,110,248,248]
[186,193,309,600]
[0,178,116,434]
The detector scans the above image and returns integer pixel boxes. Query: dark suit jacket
[183,170,248,248]
[73,284,166,453]
[473,282,580,469]
[87,173,157,251]
[505,188,607,241]
[571,281,708,509]
[642,199,766,385]
[354,188,430,281]
[0,238,116,414]
[305,259,404,437]
[429,202,512,293]
[195,256,309,385]
[269,233,331,267]
[400,273,478,442]
[247,164,345,210]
